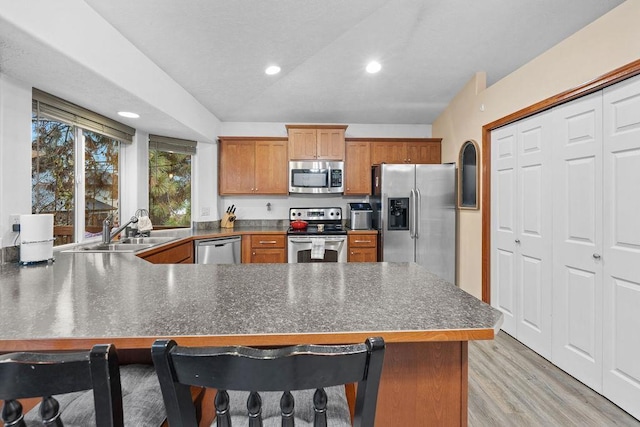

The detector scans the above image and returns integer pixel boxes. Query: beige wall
[433,0,640,298]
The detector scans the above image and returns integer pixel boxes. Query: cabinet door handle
[353,240,371,243]
[593,253,601,259]
[259,240,277,244]
[515,239,520,244]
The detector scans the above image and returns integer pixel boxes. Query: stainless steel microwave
[289,161,344,194]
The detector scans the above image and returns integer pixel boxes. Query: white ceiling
[0,0,625,140]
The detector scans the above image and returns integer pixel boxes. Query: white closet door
[552,92,603,391]
[602,74,640,420]
[491,123,518,335]
[515,112,553,359]
[491,113,552,351]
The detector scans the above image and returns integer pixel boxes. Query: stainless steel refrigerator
[371,163,456,283]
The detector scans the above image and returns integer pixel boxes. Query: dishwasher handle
[196,236,241,246]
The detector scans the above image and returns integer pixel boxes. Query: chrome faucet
[102,214,139,244]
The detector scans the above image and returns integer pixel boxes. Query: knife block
[221,212,236,228]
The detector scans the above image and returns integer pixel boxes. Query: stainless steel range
[287,207,347,263]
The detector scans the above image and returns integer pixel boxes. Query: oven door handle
[289,239,313,244]
[288,238,346,244]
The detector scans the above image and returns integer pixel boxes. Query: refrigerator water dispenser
[388,198,409,230]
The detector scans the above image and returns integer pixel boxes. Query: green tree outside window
[149,150,191,227]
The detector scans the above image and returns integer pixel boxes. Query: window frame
[147,140,197,229]
[32,90,131,247]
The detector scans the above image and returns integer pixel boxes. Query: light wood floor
[468,332,640,426]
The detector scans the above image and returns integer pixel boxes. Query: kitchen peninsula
[0,251,502,426]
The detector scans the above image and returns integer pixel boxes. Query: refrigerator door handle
[409,189,416,239]
[415,188,421,239]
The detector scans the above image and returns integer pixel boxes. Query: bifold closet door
[491,124,518,335]
[551,92,603,392]
[491,113,552,359]
[602,74,640,420]
[514,113,552,359]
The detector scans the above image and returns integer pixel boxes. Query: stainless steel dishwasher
[195,236,241,264]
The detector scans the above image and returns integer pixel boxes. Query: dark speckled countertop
[0,231,501,351]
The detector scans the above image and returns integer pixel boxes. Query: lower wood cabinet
[138,239,194,264]
[348,233,377,262]
[242,234,287,263]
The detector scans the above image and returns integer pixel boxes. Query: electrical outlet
[9,214,20,225]
[200,207,210,217]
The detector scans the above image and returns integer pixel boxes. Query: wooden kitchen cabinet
[241,234,287,263]
[286,125,347,160]
[406,141,441,164]
[138,239,193,264]
[370,138,442,164]
[371,140,406,164]
[218,137,288,195]
[344,140,371,195]
[348,232,377,262]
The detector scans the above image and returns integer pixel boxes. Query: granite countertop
[0,243,502,351]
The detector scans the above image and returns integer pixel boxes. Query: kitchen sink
[119,236,178,245]
[63,235,180,253]
[66,243,154,253]
[64,236,178,252]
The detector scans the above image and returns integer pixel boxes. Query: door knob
[593,253,601,259]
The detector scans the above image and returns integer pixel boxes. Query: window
[31,115,76,245]
[84,130,120,234]
[32,90,134,246]
[148,135,196,228]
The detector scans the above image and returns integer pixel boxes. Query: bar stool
[151,337,385,427]
[0,344,166,427]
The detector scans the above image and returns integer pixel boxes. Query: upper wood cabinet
[371,141,406,163]
[344,140,371,195]
[218,137,288,195]
[406,141,441,164]
[371,138,442,164]
[286,125,347,160]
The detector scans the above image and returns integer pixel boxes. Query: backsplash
[218,195,369,221]
[193,219,289,230]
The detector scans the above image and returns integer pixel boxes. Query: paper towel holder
[19,214,56,266]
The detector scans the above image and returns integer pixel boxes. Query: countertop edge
[0,328,500,352]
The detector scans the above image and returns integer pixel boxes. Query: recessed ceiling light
[265,65,281,75]
[366,61,382,74]
[117,111,140,118]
